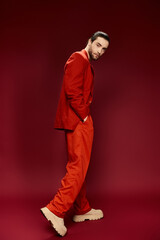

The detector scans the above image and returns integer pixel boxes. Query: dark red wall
[1,0,160,198]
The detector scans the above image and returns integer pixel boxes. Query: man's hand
[83,116,88,123]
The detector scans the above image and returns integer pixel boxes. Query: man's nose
[98,49,102,55]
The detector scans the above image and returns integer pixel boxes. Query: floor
[1,193,160,240]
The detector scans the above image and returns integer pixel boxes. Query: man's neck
[84,46,91,62]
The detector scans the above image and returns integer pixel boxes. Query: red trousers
[47,115,94,218]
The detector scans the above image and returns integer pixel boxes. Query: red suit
[54,49,94,130]
[47,49,94,218]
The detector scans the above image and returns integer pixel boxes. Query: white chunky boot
[73,208,104,222]
[41,207,67,237]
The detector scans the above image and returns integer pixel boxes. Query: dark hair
[90,31,110,43]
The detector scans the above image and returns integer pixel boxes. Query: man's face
[88,37,109,61]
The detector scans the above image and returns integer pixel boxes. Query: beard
[88,47,100,61]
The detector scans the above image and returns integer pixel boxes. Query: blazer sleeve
[64,52,90,121]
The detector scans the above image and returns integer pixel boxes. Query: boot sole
[40,208,67,237]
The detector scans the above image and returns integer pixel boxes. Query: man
[41,31,110,237]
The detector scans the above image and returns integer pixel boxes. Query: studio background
[1,0,160,240]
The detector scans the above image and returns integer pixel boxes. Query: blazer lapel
[90,65,94,76]
[81,49,95,76]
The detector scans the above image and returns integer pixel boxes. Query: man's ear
[88,38,92,46]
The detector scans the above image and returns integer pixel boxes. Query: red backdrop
[0,0,160,240]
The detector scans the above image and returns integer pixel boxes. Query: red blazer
[54,49,94,131]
